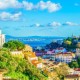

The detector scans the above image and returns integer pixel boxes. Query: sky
[0,0,80,37]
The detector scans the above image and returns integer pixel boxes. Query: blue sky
[0,0,80,37]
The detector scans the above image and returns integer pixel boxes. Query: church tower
[0,30,5,48]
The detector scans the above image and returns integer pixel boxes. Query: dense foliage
[3,40,25,51]
[69,57,80,68]
[45,37,80,51]
[0,47,47,80]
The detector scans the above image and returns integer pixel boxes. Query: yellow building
[0,72,3,80]
[22,45,43,68]
[0,69,6,80]
[11,51,24,58]
[23,45,33,52]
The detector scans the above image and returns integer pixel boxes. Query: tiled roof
[65,74,80,78]
[55,52,73,56]
[31,60,41,66]
[74,68,80,71]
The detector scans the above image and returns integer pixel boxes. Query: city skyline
[0,0,80,37]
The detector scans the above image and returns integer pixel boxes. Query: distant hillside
[6,35,66,39]
[5,35,66,47]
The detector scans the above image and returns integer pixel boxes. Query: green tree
[77,57,80,67]
[69,61,79,68]
[0,47,47,80]
[3,40,25,51]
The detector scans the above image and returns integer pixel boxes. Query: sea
[5,35,66,48]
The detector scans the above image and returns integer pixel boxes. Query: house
[55,52,75,63]
[23,49,43,68]
[0,69,7,80]
[0,71,3,80]
[23,51,38,61]
[23,45,33,52]
[76,48,80,57]
[35,51,46,56]
[68,68,74,75]
[31,60,43,68]
[11,51,24,58]
[64,74,80,80]
[55,47,67,53]
[74,68,80,75]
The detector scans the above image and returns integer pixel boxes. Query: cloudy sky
[0,0,80,37]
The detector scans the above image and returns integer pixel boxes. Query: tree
[0,48,47,80]
[77,57,80,67]
[69,61,79,68]
[54,63,69,80]
[64,40,72,45]
[76,42,80,48]
[3,40,25,51]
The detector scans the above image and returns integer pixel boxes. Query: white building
[11,51,24,58]
[55,52,75,63]
[0,30,5,48]
[76,48,80,57]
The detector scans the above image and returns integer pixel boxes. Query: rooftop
[65,74,80,78]
[74,68,80,71]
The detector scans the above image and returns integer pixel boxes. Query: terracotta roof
[27,52,36,57]
[74,68,80,71]
[31,60,41,66]
[65,74,80,78]
[55,52,73,56]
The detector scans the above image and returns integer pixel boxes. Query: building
[31,60,43,68]
[23,47,43,68]
[55,52,75,63]
[0,30,5,48]
[0,71,3,80]
[64,74,80,80]
[74,68,80,75]
[0,69,6,80]
[11,51,24,58]
[76,48,80,57]
[55,47,67,53]
[23,45,33,52]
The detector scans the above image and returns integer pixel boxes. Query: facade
[31,60,43,68]
[11,51,24,58]
[23,45,33,52]
[0,69,6,80]
[55,52,75,63]
[55,47,67,53]
[76,48,80,57]
[74,68,80,75]
[64,74,80,80]
[0,72,3,80]
[0,30,5,48]
[23,49,43,68]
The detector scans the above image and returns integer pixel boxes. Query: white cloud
[0,0,61,12]
[0,12,22,21]
[48,22,61,27]
[36,1,61,12]
[0,0,22,9]
[22,1,34,10]
[63,22,78,26]
[30,23,44,27]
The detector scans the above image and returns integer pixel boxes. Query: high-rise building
[0,30,5,48]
